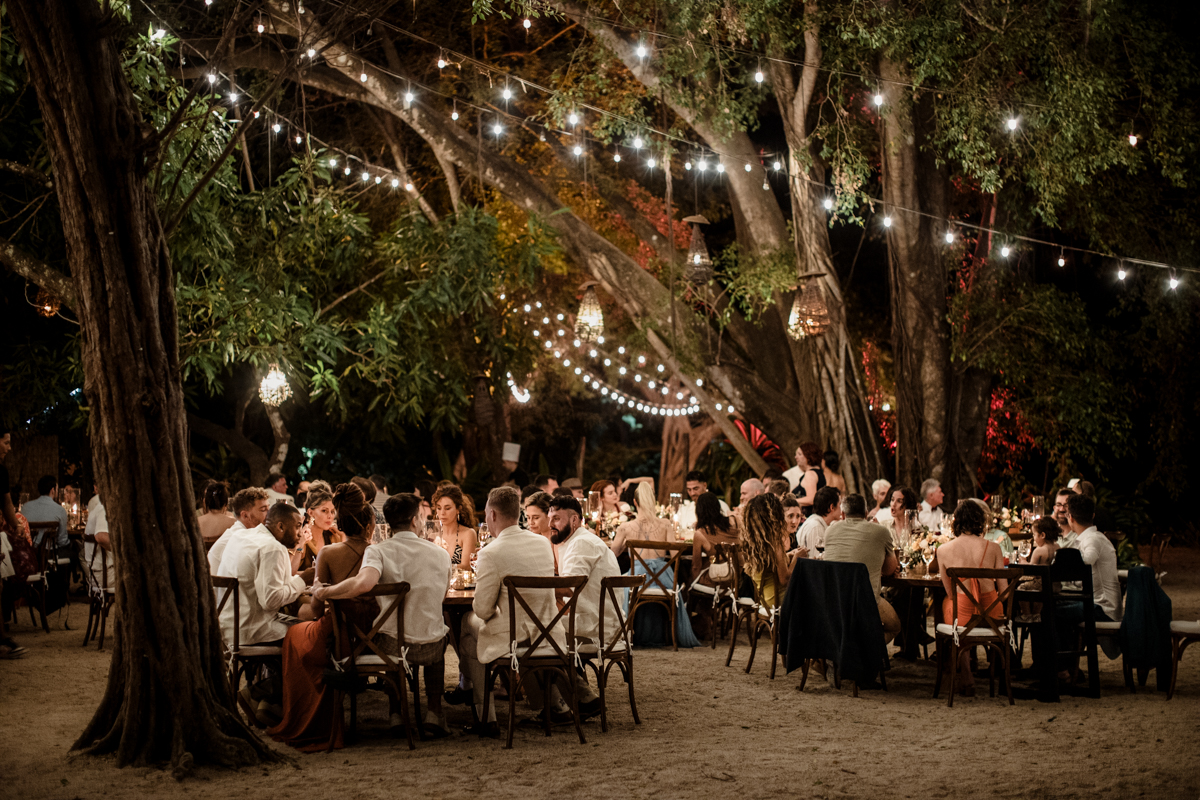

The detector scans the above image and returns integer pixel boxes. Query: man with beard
[548,495,617,718]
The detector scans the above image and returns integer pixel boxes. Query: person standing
[791,442,827,512]
[796,486,842,553]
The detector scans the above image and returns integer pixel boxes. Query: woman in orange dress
[268,483,377,752]
[935,499,1008,696]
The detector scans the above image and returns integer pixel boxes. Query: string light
[404,89,415,104]
[716,163,725,173]
[822,198,833,210]
[646,157,656,168]
[1128,133,1138,147]
[1000,245,1011,257]
[945,230,955,243]
[493,120,503,136]
[1118,265,1127,281]
[390,178,399,187]
[613,152,621,162]
[697,160,708,171]
[295,134,302,144]
[568,112,579,125]
[257,23,265,33]
[635,43,648,58]
[502,85,513,100]
[633,136,644,149]
[1169,272,1179,290]
[207,73,217,84]
[1006,117,1019,131]
[754,67,764,83]
[883,216,893,228]
[307,48,316,58]
[773,161,781,171]
[873,93,884,106]
[272,122,281,133]
[1058,249,1066,267]
[437,55,447,69]
[361,171,370,182]
[743,163,752,172]
[684,161,692,170]
[574,145,583,156]
[360,72,368,82]
[523,18,531,29]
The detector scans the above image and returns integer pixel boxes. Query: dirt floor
[2,547,1198,800]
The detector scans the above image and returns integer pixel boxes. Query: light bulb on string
[944,230,955,244]
[493,120,503,136]
[822,198,833,210]
[1118,266,1127,281]
[1006,117,1019,131]
[773,161,781,171]
[716,163,725,173]
[295,134,302,145]
[744,163,752,172]
[307,48,316,58]
[253,110,260,119]
[883,215,893,228]
[574,145,583,156]
[207,73,217,84]
[343,166,351,175]
[437,54,447,69]
[567,112,579,126]
[404,89,415,105]
[1000,245,1011,258]
[1058,249,1066,267]
[390,178,399,188]
[374,176,381,184]
[873,93,884,106]
[329,158,337,167]
[1128,133,1138,147]
[635,43,648,58]
[451,101,459,121]
[613,151,621,162]
[697,160,708,171]
[646,157,656,168]
[257,23,265,33]
[633,136,643,149]
[272,122,281,133]
[361,171,370,182]
[502,85,513,100]
[684,161,692,170]
[523,18,531,29]
[1169,272,1179,290]
[228,92,238,102]
[755,67,764,83]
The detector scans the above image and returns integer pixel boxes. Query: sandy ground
[2,548,1198,800]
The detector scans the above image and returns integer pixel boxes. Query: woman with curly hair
[432,484,477,567]
[269,482,378,751]
[741,493,805,610]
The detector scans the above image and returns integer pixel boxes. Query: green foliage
[949,268,1130,474]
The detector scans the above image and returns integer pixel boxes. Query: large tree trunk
[8,0,273,772]
[879,57,990,501]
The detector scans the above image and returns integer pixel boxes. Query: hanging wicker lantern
[35,288,60,318]
[574,283,604,343]
[683,214,713,284]
[258,363,292,406]
[786,279,831,341]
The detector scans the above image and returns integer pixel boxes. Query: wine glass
[478,522,490,546]
[1019,540,1032,561]
[669,492,683,517]
[904,509,921,534]
[989,494,1004,514]
[922,548,936,578]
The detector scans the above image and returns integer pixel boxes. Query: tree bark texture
[8,0,273,772]
[879,57,991,501]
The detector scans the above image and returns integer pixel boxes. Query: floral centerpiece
[897,525,951,572]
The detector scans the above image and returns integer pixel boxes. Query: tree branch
[0,159,54,190]
[0,235,77,311]
[186,411,271,484]
[368,107,440,223]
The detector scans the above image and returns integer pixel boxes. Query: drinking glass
[423,519,438,541]
[904,509,921,533]
[1031,496,1045,520]
[478,522,490,546]
[587,491,602,522]
[989,494,1003,514]
[1019,540,1032,560]
[669,492,683,516]
[922,549,936,578]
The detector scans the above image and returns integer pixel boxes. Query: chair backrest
[598,575,644,655]
[1149,533,1171,574]
[504,575,587,663]
[81,532,109,592]
[626,540,688,596]
[945,567,1021,638]
[211,575,240,652]
[27,522,58,572]
[330,582,410,672]
[1049,547,1093,601]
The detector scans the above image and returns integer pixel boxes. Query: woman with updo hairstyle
[297,480,343,573]
[933,497,1008,696]
[269,481,377,751]
[198,480,236,544]
[431,484,477,566]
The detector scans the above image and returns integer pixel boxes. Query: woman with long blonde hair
[611,482,701,648]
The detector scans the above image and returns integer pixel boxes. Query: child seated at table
[1015,517,1059,622]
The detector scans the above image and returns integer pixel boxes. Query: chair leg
[506,670,518,749]
[725,609,743,667]
[668,601,678,652]
[97,600,109,650]
[1004,646,1015,706]
[410,669,426,742]
[946,644,959,708]
[988,647,997,698]
[799,659,811,692]
[745,620,759,675]
[594,661,609,733]
[1167,638,1181,701]
[82,600,96,647]
[933,640,944,698]
[567,668,586,745]
[625,658,640,725]
[768,623,778,680]
[397,676,415,751]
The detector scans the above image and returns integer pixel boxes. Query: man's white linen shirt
[557,526,622,642]
[206,519,247,575]
[264,488,295,507]
[796,514,829,552]
[1072,526,1124,621]
[83,503,114,589]
[360,530,450,644]
[675,497,731,532]
[216,524,305,645]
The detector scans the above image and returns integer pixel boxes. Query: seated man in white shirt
[457,487,559,736]
[548,495,620,715]
[675,470,730,531]
[315,493,452,736]
[263,472,295,507]
[796,486,841,553]
[1051,488,1076,548]
[1062,493,1123,622]
[207,487,269,575]
[83,499,114,591]
[917,478,945,531]
[215,503,307,710]
[21,474,70,551]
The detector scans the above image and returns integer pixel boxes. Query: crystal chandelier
[683,214,713,284]
[258,363,292,406]
[574,283,604,343]
[786,279,831,341]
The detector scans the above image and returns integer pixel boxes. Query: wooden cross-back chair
[626,540,689,651]
[934,567,1021,707]
[211,575,284,728]
[725,563,783,679]
[482,575,588,749]
[689,542,741,649]
[329,582,419,750]
[579,574,644,732]
[81,533,116,649]
[22,522,60,633]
